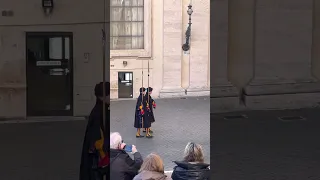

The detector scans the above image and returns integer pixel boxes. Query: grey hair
[183,142,204,163]
[110,132,122,149]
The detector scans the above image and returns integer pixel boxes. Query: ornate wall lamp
[42,0,54,15]
[182,4,193,51]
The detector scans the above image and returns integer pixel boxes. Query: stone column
[244,0,320,109]
[160,0,185,97]
[211,0,239,112]
[152,0,164,98]
[187,0,210,96]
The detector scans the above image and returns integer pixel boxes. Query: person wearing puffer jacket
[171,142,210,180]
[133,153,170,180]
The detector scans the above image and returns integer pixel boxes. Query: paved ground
[110,97,211,170]
[2,98,320,179]
[212,108,320,180]
[0,97,210,179]
[0,120,86,180]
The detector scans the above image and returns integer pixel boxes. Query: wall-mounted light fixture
[182,4,193,51]
[123,61,128,67]
[42,0,54,15]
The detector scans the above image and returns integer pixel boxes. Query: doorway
[26,32,73,116]
[118,72,133,98]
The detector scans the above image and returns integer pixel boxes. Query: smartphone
[124,144,133,152]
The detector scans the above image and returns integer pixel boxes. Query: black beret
[139,87,146,92]
[94,82,110,97]
[147,87,153,92]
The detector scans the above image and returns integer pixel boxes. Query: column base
[211,97,241,113]
[210,82,240,113]
[159,87,186,98]
[244,81,320,109]
[244,81,320,95]
[245,93,320,110]
[187,87,210,96]
[211,82,239,98]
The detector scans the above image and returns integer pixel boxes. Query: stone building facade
[212,0,320,112]
[0,0,210,118]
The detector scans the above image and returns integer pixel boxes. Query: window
[110,0,144,50]
[49,37,62,59]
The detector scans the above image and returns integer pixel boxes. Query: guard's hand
[153,102,156,109]
[132,145,138,153]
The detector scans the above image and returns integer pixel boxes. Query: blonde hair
[183,142,204,163]
[139,153,164,173]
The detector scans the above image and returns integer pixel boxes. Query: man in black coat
[79,82,110,180]
[143,87,156,137]
[110,132,143,180]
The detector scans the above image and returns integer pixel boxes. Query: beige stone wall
[159,0,210,98]
[0,0,210,117]
[0,0,108,117]
[111,0,210,99]
[212,0,320,112]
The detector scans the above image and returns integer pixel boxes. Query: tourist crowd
[109,132,210,180]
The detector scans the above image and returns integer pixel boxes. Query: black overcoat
[79,100,109,180]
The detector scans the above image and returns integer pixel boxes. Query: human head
[110,132,122,149]
[140,87,146,95]
[95,82,110,102]
[183,142,204,163]
[139,153,164,173]
[147,87,153,95]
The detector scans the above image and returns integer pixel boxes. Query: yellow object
[94,128,106,158]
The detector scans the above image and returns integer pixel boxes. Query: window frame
[110,0,151,58]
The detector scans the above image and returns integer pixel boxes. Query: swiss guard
[134,87,147,137]
[80,82,110,180]
[143,87,156,136]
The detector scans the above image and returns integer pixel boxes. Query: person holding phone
[110,132,143,180]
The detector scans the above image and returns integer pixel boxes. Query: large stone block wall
[0,0,210,118]
[212,0,320,113]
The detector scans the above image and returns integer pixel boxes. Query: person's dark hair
[94,82,110,97]
[147,87,153,93]
[140,87,146,93]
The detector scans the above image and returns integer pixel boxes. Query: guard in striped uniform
[143,87,156,137]
[134,87,146,137]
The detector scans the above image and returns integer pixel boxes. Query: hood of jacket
[172,161,210,180]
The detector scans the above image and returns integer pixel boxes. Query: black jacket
[79,100,109,180]
[171,161,210,180]
[110,149,143,180]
